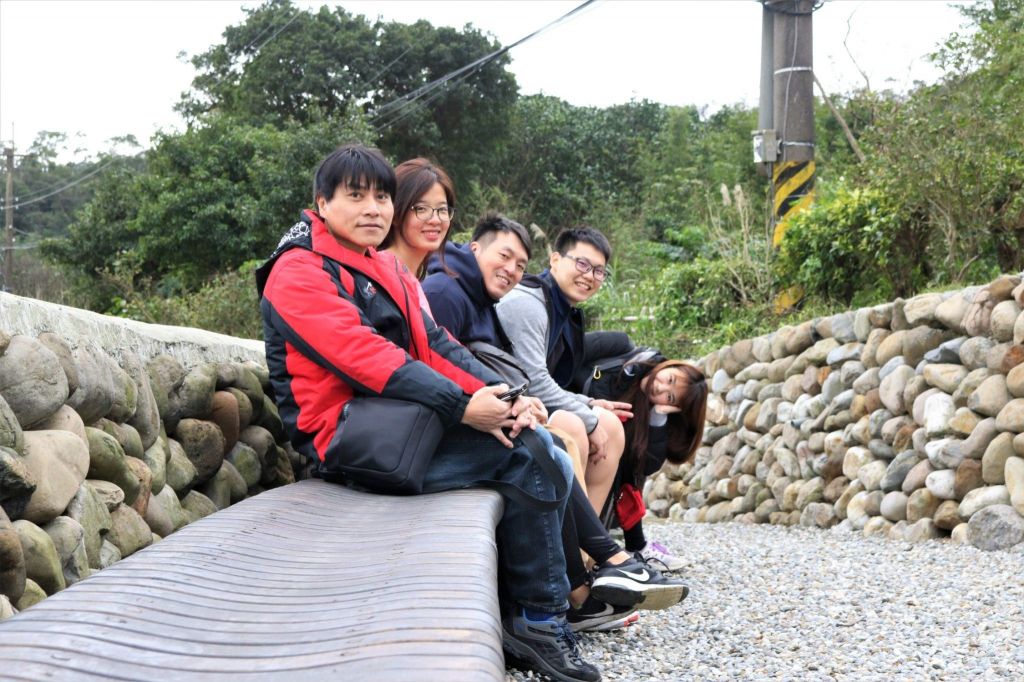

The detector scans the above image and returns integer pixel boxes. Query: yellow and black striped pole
[772,159,815,247]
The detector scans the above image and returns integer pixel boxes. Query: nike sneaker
[567,595,640,632]
[590,557,689,611]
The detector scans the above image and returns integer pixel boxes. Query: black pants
[561,478,623,589]
[600,457,648,553]
[551,432,623,589]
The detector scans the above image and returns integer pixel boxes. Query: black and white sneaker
[502,608,602,682]
[567,595,640,632]
[590,557,689,611]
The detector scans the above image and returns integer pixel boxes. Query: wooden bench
[0,479,505,681]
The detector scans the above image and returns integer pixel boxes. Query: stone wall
[0,293,299,619]
[645,274,1024,551]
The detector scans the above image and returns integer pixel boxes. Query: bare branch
[813,73,867,163]
[843,7,871,91]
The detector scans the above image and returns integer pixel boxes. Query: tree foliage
[21,0,1024,357]
[179,0,517,184]
[779,0,1024,300]
[46,113,371,298]
[639,104,765,244]
[6,133,140,241]
[775,183,929,304]
[865,0,1024,277]
[487,95,666,233]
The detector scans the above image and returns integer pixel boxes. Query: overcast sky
[0,0,972,159]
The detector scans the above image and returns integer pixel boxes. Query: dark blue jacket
[422,243,511,350]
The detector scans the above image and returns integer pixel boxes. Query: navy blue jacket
[422,243,511,350]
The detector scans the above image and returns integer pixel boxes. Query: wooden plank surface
[0,480,505,681]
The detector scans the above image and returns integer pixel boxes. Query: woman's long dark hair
[380,158,455,279]
[619,360,707,486]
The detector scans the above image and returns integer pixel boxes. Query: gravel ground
[506,519,1024,682]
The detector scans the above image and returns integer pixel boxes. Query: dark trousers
[421,424,572,613]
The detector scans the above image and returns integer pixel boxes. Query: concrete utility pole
[767,0,816,248]
[3,146,14,292]
[754,2,774,178]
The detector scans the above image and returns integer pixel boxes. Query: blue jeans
[421,424,572,613]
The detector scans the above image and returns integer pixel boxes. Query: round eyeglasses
[562,253,610,281]
[412,204,454,222]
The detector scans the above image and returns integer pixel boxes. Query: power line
[762,0,824,16]
[9,157,118,203]
[0,158,117,211]
[247,10,301,59]
[365,45,415,86]
[372,66,481,133]
[370,0,599,132]
[1,242,41,251]
[239,13,280,55]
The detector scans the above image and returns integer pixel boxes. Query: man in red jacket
[257,144,600,682]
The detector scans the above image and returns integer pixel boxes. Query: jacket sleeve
[421,312,506,387]
[643,422,669,476]
[422,276,467,339]
[262,250,471,427]
[496,290,598,432]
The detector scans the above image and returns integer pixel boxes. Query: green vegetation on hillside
[6,0,1022,357]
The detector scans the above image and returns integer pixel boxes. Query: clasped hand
[461,385,541,448]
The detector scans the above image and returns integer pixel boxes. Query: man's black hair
[553,226,611,262]
[471,212,533,259]
[313,143,396,204]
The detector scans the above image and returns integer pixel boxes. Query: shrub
[775,182,929,304]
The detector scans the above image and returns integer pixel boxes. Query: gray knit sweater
[496,285,599,433]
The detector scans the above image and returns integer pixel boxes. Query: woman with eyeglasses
[380,158,456,296]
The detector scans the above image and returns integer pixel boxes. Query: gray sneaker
[502,608,602,682]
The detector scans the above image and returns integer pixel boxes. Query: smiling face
[399,182,451,259]
[644,367,686,407]
[471,231,529,301]
[549,242,606,305]
[316,179,394,253]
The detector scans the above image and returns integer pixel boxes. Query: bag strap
[467,340,531,387]
[472,428,569,512]
[580,354,625,396]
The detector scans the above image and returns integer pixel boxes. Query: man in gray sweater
[496,227,632,518]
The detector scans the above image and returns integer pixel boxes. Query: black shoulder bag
[312,260,567,510]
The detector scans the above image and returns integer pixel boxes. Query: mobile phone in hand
[497,383,528,402]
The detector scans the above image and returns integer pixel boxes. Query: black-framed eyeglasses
[561,253,610,281]
[412,204,454,222]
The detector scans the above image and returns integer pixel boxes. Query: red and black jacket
[256,210,502,466]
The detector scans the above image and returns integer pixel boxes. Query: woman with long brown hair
[583,352,708,572]
[381,157,455,282]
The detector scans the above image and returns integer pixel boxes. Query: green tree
[6,132,139,240]
[46,113,371,297]
[179,0,518,185]
[494,95,666,232]
[639,104,766,245]
[859,0,1024,279]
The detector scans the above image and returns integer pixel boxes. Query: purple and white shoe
[637,540,686,572]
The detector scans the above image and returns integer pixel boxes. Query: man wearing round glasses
[497,227,631,519]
